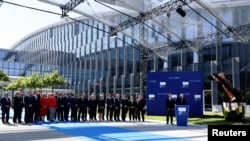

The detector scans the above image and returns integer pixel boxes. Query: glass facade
[10,18,164,98]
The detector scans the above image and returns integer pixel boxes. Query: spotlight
[110,32,117,38]
[166,11,170,17]
[176,7,186,17]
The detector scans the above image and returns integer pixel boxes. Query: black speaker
[176,7,186,17]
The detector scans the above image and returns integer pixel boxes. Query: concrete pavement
[0,120,208,141]
[0,108,208,141]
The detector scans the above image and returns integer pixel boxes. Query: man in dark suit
[114,93,121,121]
[137,94,146,122]
[165,93,175,125]
[128,96,136,121]
[63,93,70,121]
[1,92,11,124]
[82,93,88,121]
[77,92,88,121]
[24,90,33,124]
[121,95,128,121]
[31,90,41,122]
[70,93,78,122]
[57,93,64,121]
[176,93,187,105]
[106,93,115,121]
[13,91,24,123]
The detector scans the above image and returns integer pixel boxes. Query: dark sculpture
[207,72,245,102]
[207,72,246,123]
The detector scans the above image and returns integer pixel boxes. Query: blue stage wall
[146,71,203,117]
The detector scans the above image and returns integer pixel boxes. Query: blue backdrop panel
[147,71,203,117]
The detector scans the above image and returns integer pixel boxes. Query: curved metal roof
[39,0,250,59]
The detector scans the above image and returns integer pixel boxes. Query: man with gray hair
[176,93,187,105]
[1,92,11,124]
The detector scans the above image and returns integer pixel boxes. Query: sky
[0,0,79,49]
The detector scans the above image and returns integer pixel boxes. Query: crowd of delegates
[1,90,146,124]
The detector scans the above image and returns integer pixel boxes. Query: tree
[43,70,66,92]
[3,81,18,101]
[4,76,28,101]
[26,73,45,90]
[15,77,28,90]
[0,70,10,82]
[5,82,18,91]
[1,70,11,97]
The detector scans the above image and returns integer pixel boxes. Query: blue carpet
[3,110,192,141]
[40,122,192,141]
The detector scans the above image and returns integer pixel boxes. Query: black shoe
[171,123,174,125]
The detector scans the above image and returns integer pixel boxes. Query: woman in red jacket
[40,93,48,121]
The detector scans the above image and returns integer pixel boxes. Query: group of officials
[165,93,187,125]
[1,90,146,124]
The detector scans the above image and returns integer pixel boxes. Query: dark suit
[106,97,114,121]
[128,100,136,121]
[77,97,88,121]
[24,95,33,123]
[13,96,24,123]
[63,96,70,121]
[31,94,40,122]
[98,99,105,114]
[165,97,175,124]
[1,97,11,124]
[70,97,78,121]
[176,97,187,105]
[121,98,128,121]
[88,99,96,121]
[57,96,64,121]
[137,98,146,122]
[114,98,121,121]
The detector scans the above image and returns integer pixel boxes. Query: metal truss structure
[157,23,250,51]
[110,0,193,34]
[139,50,150,95]
[61,0,249,51]
[61,0,84,17]
[193,23,250,46]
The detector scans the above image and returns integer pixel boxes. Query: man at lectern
[176,93,187,105]
[165,93,175,125]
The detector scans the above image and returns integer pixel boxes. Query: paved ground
[0,109,208,141]
[0,120,208,141]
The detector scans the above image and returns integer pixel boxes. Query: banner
[147,71,203,117]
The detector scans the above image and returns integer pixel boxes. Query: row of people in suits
[1,90,146,124]
[57,92,147,122]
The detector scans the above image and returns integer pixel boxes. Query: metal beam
[193,23,250,45]
[193,0,249,47]
[114,0,200,55]
[0,0,3,7]
[152,23,250,52]
[61,0,84,17]
[111,0,194,34]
